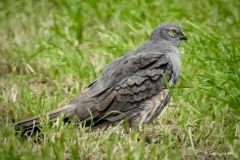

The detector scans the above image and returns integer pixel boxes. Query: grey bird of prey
[14,22,187,136]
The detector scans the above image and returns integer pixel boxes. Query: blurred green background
[0,0,239,159]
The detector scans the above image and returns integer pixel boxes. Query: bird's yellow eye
[171,29,177,34]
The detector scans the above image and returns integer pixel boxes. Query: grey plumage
[14,22,187,135]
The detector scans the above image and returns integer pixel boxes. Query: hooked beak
[179,32,188,41]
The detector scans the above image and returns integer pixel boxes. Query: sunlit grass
[0,0,240,159]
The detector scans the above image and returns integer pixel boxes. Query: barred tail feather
[14,104,78,136]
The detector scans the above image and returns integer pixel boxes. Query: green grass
[0,0,240,159]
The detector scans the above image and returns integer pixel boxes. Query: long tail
[13,89,103,137]
[13,104,78,136]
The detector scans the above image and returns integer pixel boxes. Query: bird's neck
[136,39,178,54]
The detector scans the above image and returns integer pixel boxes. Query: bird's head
[149,22,187,47]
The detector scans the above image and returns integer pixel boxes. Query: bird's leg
[136,123,163,144]
[102,121,114,131]
[107,118,138,141]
